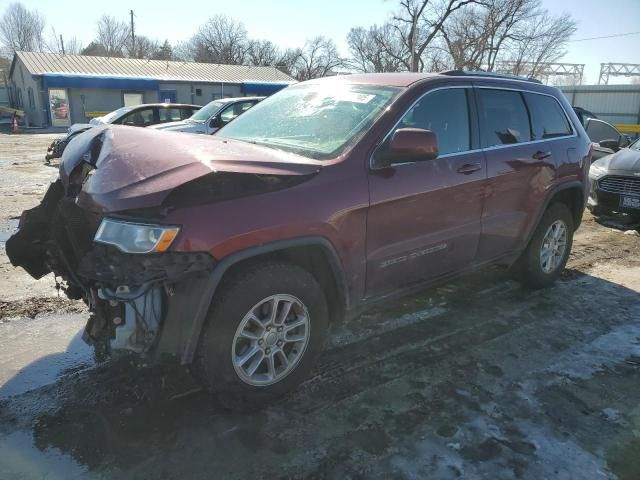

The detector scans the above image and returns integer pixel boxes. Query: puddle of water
[0,313,93,399]
[0,430,92,480]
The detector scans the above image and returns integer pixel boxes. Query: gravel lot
[0,131,639,479]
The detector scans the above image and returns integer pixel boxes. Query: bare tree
[392,0,483,72]
[126,35,159,59]
[247,39,281,66]
[81,41,108,57]
[46,27,82,55]
[347,24,406,72]
[96,15,130,57]
[293,36,344,80]
[275,48,302,77]
[506,11,577,77]
[151,40,174,61]
[0,2,45,54]
[190,15,248,64]
[441,0,576,76]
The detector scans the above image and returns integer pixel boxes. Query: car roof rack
[440,70,543,84]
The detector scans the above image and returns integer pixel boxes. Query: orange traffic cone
[12,115,19,133]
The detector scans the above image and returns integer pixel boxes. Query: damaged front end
[8,125,320,362]
[7,176,215,356]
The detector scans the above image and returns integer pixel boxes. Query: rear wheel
[513,203,574,289]
[195,261,328,409]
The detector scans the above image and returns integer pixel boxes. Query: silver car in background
[150,97,263,135]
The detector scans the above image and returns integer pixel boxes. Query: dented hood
[61,125,322,212]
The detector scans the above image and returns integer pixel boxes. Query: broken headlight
[94,218,180,254]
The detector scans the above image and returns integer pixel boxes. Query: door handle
[533,151,552,160]
[457,163,482,175]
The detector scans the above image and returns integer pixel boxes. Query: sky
[10,0,640,84]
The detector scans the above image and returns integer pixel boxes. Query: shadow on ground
[1,268,639,479]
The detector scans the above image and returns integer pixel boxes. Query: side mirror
[619,134,631,148]
[373,128,438,169]
[209,116,221,129]
[598,138,619,150]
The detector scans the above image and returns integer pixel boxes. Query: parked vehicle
[580,117,630,162]
[8,72,591,407]
[573,106,598,127]
[149,97,263,135]
[45,103,201,162]
[588,136,640,221]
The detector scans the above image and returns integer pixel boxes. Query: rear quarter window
[477,89,532,147]
[524,93,572,140]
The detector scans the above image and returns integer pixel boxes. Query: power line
[570,31,640,42]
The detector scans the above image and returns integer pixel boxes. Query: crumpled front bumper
[7,179,217,358]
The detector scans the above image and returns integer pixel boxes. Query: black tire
[195,261,328,410]
[513,203,574,289]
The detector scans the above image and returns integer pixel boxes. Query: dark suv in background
[8,71,591,406]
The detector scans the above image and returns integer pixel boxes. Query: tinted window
[183,107,199,119]
[220,101,256,124]
[159,108,183,122]
[119,108,155,127]
[478,89,531,147]
[586,119,621,144]
[397,88,470,155]
[525,93,572,140]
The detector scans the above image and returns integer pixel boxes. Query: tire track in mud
[287,279,544,413]
[287,259,637,414]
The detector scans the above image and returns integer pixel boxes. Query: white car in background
[150,96,264,135]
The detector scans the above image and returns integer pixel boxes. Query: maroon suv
[7,71,592,405]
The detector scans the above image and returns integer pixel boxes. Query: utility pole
[410,14,418,72]
[59,34,65,55]
[130,10,135,54]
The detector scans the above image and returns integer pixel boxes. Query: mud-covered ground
[0,132,639,479]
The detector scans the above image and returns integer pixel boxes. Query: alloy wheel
[232,294,311,386]
[539,219,568,274]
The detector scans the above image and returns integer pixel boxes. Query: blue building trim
[41,74,160,91]
[241,81,290,95]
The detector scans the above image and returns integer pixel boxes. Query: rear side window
[524,93,572,140]
[159,108,183,122]
[397,88,470,155]
[477,89,531,147]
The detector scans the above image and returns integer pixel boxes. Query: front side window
[219,101,256,124]
[218,83,399,160]
[396,88,470,155]
[586,119,621,144]
[525,93,572,140]
[102,107,132,124]
[478,89,532,147]
[190,100,225,122]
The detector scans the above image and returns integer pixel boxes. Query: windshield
[630,137,640,151]
[217,83,400,160]
[190,100,225,122]
[101,107,133,124]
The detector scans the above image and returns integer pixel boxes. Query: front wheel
[195,261,328,409]
[513,203,574,289]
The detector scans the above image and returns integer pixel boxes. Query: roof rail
[440,70,543,84]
